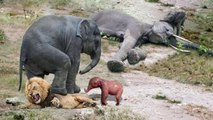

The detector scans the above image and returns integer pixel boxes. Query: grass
[153,93,182,104]
[1,109,52,120]
[81,107,144,120]
[153,94,167,100]
[0,29,7,44]
[138,52,213,87]
[145,0,159,3]
[0,34,24,99]
[183,11,213,49]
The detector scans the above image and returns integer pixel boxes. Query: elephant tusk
[169,44,191,53]
[171,34,193,43]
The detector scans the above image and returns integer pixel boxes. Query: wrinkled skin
[91,10,211,72]
[85,77,123,106]
[19,15,101,95]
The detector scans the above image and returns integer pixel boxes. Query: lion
[18,77,96,109]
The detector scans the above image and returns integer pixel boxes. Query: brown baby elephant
[85,77,123,106]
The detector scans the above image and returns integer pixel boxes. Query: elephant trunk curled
[84,86,92,93]
[79,42,101,74]
[79,52,101,74]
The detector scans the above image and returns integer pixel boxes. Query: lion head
[25,77,50,104]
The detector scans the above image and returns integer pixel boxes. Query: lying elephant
[91,10,213,72]
[19,15,101,95]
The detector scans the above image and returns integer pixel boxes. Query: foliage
[176,42,184,49]
[0,29,7,43]
[198,45,209,54]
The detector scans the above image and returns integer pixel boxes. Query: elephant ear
[77,20,92,40]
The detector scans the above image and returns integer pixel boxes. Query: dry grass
[79,107,144,120]
[138,52,213,86]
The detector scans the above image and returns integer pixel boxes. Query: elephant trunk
[84,86,92,93]
[168,35,213,56]
[79,46,101,74]
[182,42,213,56]
[207,50,213,55]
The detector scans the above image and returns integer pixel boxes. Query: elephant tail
[19,47,26,91]
[18,58,24,91]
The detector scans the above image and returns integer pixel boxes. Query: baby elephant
[85,77,123,106]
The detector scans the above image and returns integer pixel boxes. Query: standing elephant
[91,10,213,72]
[84,77,123,106]
[19,15,101,95]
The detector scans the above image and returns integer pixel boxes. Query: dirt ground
[81,0,213,120]
[0,0,213,120]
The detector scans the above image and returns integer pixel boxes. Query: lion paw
[51,97,61,108]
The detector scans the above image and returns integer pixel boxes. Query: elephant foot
[51,88,67,95]
[107,60,125,72]
[127,49,140,65]
[74,85,81,93]
[67,85,81,94]
[127,48,147,65]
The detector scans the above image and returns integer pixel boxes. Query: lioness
[19,77,96,109]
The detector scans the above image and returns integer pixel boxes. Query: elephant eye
[93,27,100,36]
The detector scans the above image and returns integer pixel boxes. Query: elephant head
[148,21,213,54]
[84,77,101,93]
[148,21,191,51]
[77,20,101,74]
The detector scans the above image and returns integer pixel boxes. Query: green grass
[0,29,7,43]
[153,93,182,104]
[138,52,213,87]
[0,36,24,99]
[1,109,52,120]
[183,11,213,49]
[82,107,144,120]
[153,94,167,100]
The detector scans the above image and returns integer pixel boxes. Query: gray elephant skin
[91,10,213,72]
[19,15,101,95]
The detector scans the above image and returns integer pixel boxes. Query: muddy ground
[0,0,213,120]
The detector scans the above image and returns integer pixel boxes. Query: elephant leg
[66,55,81,94]
[107,30,137,72]
[99,27,124,40]
[127,47,147,65]
[115,90,123,106]
[101,92,108,105]
[34,45,70,95]
[25,69,44,80]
